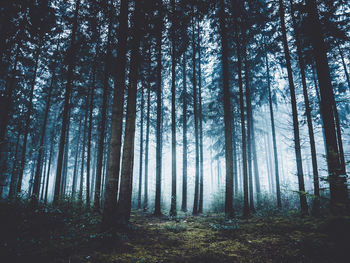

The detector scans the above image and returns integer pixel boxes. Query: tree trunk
[219,0,235,218]
[138,84,144,210]
[94,8,112,210]
[278,0,308,214]
[181,53,188,212]
[244,50,255,213]
[61,110,71,196]
[154,0,163,217]
[102,0,129,228]
[234,18,249,217]
[32,72,54,204]
[78,105,88,204]
[197,21,204,214]
[17,46,41,195]
[265,51,281,208]
[117,0,143,224]
[143,51,151,212]
[170,0,177,217]
[289,0,319,214]
[44,114,57,204]
[54,0,80,204]
[192,9,200,216]
[72,116,82,199]
[8,129,21,199]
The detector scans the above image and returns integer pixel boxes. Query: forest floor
[1,201,350,263]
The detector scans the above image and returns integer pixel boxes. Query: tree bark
[289,0,320,214]
[278,0,308,214]
[138,83,144,210]
[32,71,54,204]
[143,50,151,212]
[170,0,177,217]
[265,51,281,208]
[17,46,41,195]
[53,0,80,204]
[154,0,163,217]
[117,0,143,224]
[192,8,200,216]
[219,0,235,218]
[102,0,129,228]
[197,21,204,214]
[181,53,188,212]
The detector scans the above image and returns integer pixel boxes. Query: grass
[1,201,349,262]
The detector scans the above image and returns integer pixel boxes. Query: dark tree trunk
[170,0,177,217]
[78,105,88,204]
[54,0,80,204]
[17,47,41,195]
[244,51,255,213]
[278,0,308,214]
[44,115,56,204]
[143,51,151,212]
[32,73,54,204]
[0,26,23,180]
[102,0,129,229]
[192,9,200,216]
[251,116,260,202]
[8,129,21,199]
[197,22,204,214]
[289,0,320,214]
[117,0,143,224]
[72,116,82,199]
[137,84,144,210]
[181,53,188,212]
[265,49,281,208]
[94,8,111,210]
[154,0,163,217]
[61,111,71,196]
[219,0,235,218]
[234,20,249,217]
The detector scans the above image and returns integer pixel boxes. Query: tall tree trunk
[197,21,204,214]
[219,0,235,218]
[117,0,143,224]
[137,84,144,210]
[251,116,260,203]
[170,0,177,217]
[94,8,111,210]
[32,73,54,204]
[61,110,71,196]
[40,152,48,201]
[265,51,281,208]
[54,0,80,204]
[289,0,320,214]
[72,116,82,199]
[154,0,163,217]
[17,47,41,195]
[0,24,23,180]
[278,0,308,214]
[44,114,57,204]
[78,105,88,204]
[192,9,200,216]
[244,51,255,213]
[8,129,21,199]
[181,53,188,212]
[143,51,151,212]
[234,19,249,217]
[233,117,238,197]
[102,0,129,228]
